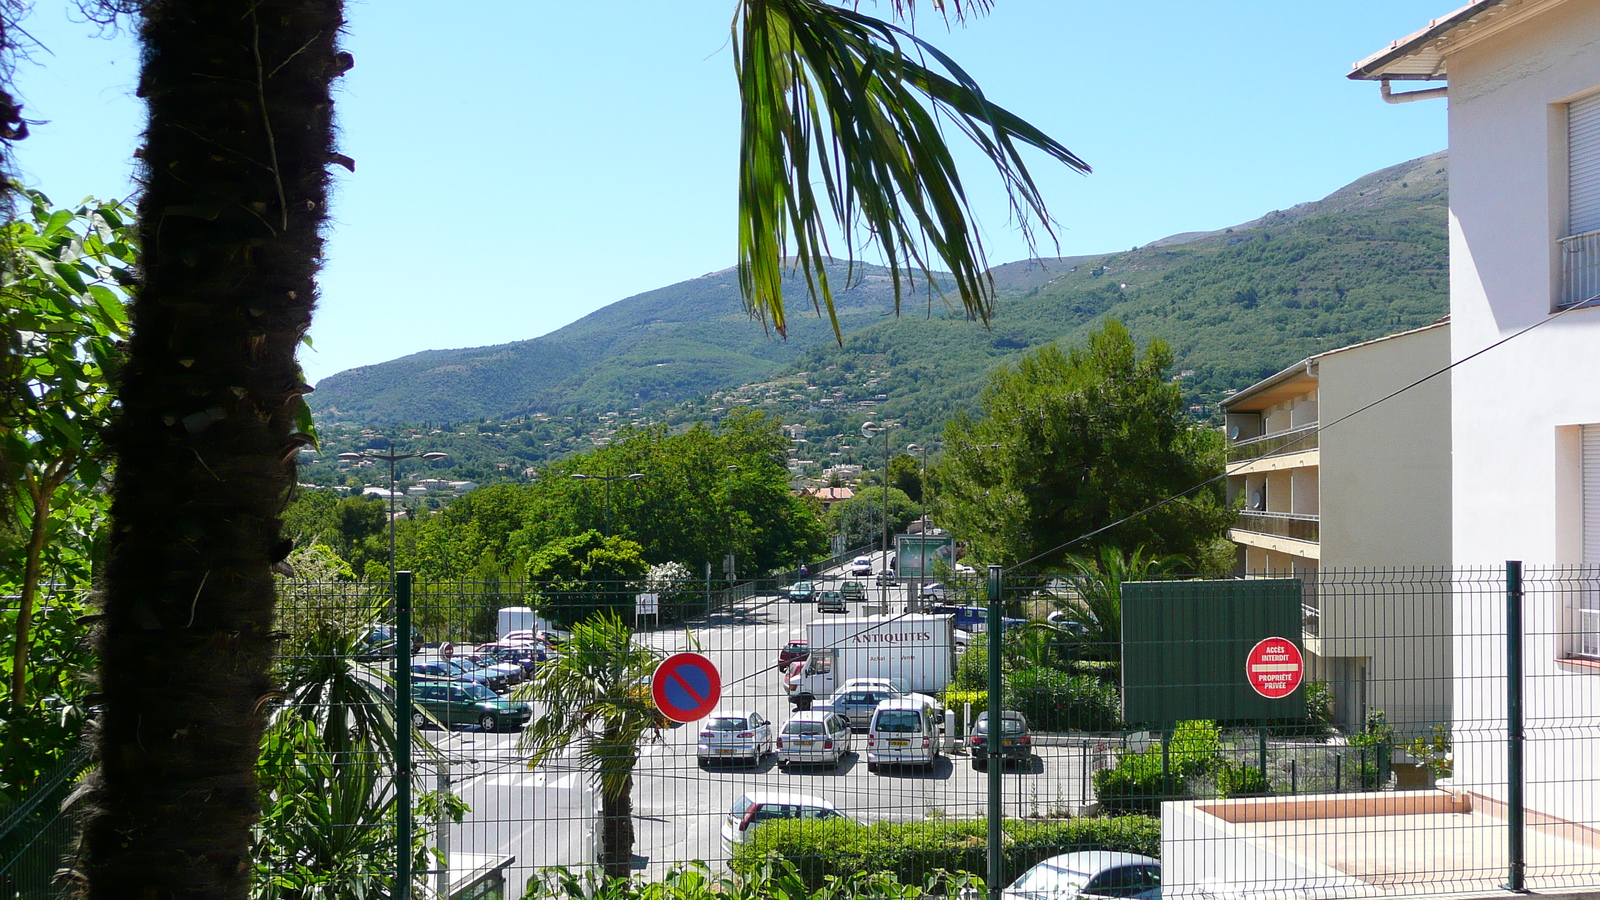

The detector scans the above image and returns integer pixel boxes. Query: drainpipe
[1381,79,1448,104]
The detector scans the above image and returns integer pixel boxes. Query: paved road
[428,551,1100,892]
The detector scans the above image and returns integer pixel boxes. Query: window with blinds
[1578,425,1600,658]
[1560,91,1600,308]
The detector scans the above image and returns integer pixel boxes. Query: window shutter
[1569,92,1600,236]
[1583,425,1600,564]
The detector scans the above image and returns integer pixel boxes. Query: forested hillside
[302,152,1448,487]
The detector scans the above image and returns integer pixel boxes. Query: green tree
[527,531,649,625]
[62,1,1084,892]
[512,614,665,882]
[935,320,1231,572]
[888,452,923,503]
[829,485,918,548]
[1,190,134,707]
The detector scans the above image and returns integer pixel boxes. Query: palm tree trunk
[74,2,343,896]
[599,773,635,882]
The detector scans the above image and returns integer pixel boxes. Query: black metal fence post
[987,564,1004,900]
[397,571,414,900]
[1505,560,1526,893]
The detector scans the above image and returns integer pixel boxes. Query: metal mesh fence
[6,563,1599,899]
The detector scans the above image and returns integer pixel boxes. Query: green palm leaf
[735,0,1089,338]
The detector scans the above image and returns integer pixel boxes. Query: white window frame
[1559,89,1600,309]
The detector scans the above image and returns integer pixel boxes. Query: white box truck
[496,606,564,642]
[787,614,956,706]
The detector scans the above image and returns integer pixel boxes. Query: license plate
[890,739,909,747]
[797,740,815,746]
[1002,739,1014,746]
[716,749,733,755]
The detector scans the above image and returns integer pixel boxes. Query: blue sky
[10,1,1449,385]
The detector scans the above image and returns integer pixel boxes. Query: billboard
[895,534,953,578]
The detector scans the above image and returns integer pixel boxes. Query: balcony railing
[1559,229,1600,309]
[1227,424,1318,463]
[1233,510,1319,543]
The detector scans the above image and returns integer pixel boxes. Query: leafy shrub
[1168,720,1221,777]
[941,690,988,734]
[733,816,1160,892]
[525,857,982,900]
[1008,668,1122,732]
[1215,762,1270,798]
[1092,750,1190,815]
[1404,724,1453,779]
[952,640,989,690]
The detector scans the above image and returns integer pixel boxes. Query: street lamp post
[337,442,448,587]
[570,470,646,536]
[907,442,930,606]
[862,422,893,609]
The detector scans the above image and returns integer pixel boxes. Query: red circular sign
[1246,637,1304,699]
[650,652,722,723]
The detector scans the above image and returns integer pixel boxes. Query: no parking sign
[650,652,722,723]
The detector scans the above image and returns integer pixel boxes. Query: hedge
[734,816,1160,891]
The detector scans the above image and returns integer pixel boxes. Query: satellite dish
[1228,425,1240,440]
[1250,491,1264,510]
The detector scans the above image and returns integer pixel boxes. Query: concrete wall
[1444,0,1600,827]
[1317,324,1452,569]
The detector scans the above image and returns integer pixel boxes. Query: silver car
[697,709,775,767]
[1005,852,1161,900]
[776,712,853,769]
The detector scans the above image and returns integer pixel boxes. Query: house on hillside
[1164,3,1600,896]
[1222,320,1452,735]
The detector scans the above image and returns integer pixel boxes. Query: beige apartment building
[1221,320,1451,734]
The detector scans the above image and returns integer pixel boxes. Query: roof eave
[1347,0,1509,82]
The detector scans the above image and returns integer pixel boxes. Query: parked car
[920,582,947,602]
[850,556,875,576]
[777,638,810,668]
[411,680,532,732]
[970,710,1032,769]
[840,581,867,601]
[787,581,817,603]
[697,709,775,767]
[1046,611,1090,636]
[810,677,942,730]
[462,653,526,687]
[1003,852,1161,900]
[864,699,942,772]
[721,791,848,846]
[776,712,853,769]
[817,590,848,613]
[411,658,505,693]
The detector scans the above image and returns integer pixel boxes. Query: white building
[1165,3,1600,895]
[1352,0,1600,844]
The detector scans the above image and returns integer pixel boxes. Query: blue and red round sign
[650,652,722,723]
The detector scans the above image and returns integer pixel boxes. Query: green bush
[1092,750,1190,815]
[1008,668,1122,732]
[1168,720,1221,777]
[733,816,1160,892]
[1215,762,1270,798]
[952,641,989,690]
[941,689,988,734]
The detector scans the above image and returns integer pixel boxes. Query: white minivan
[864,699,942,772]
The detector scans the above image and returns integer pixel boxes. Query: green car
[412,680,533,732]
[840,581,866,601]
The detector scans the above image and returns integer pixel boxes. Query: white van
[864,699,942,772]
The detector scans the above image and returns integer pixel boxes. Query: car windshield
[784,721,825,735]
[708,717,750,731]
[1011,862,1089,895]
[461,683,498,701]
[875,710,923,733]
[1000,717,1027,734]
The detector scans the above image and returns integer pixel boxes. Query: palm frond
[735,0,1089,339]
